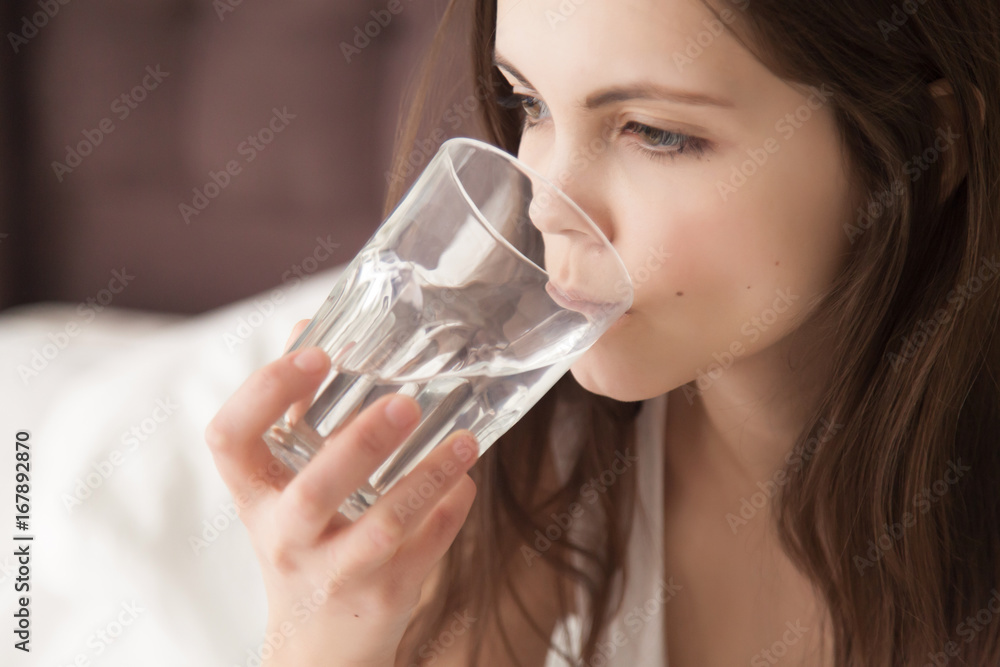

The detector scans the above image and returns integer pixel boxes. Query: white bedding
[0,265,347,666]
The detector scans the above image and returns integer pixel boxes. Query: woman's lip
[545,280,614,317]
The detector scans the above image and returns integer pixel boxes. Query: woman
[205,0,1000,664]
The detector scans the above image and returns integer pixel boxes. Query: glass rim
[439,137,634,301]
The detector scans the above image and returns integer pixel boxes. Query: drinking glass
[263,137,633,520]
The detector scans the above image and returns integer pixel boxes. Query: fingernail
[293,348,326,373]
[385,395,419,429]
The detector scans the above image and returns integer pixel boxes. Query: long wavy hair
[383,0,1000,664]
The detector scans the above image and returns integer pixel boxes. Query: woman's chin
[568,352,649,403]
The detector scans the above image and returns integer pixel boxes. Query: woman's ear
[927,79,985,203]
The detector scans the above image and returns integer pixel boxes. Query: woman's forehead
[494,0,783,118]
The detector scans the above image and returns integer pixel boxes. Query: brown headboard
[0,0,446,314]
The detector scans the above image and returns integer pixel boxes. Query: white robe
[545,392,670,667]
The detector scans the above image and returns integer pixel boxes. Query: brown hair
[385,0,1000,664]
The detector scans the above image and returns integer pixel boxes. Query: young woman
[206,0,1000,664]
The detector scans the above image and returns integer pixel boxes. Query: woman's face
[496,0,855,402]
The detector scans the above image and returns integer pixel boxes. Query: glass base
[338,486,379,521]
[263,419,381,522]
[263,420,320,474]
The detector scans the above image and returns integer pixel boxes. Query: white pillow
[0,264,345,667]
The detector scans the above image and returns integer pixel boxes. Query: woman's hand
[205,321,478,667]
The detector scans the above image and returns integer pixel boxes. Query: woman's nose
[525,144,613,246]
[520,144,629,308]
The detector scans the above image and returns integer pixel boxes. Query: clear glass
[263,137,633,520]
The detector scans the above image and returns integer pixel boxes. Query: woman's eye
[496,93,549,124]
[494,90,707,160]
[622,121,707,158]
[520,95,547,120]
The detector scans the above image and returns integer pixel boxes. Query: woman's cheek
[616,203,735,308]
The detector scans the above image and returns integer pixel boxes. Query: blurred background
[0,3,496,665]
[0,0,453,314]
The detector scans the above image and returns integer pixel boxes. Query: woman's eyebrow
[585,84,735,109]
[492,51,533,88]
[492,49,735,109]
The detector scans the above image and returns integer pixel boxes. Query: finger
[387,474,477,581]
[326,430,478,572]
[273,393,423,546]
[284,319,311,353]
[205,347,331,504]
[366,430,477,540]
[285,319,317,424]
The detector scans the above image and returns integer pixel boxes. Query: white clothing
[544,393,670,666]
